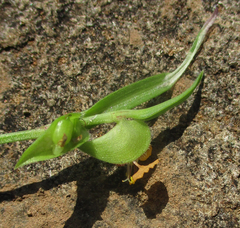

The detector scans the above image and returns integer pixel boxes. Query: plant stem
[0,127,48,144]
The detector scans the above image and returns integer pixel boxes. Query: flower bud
[52,119,73,147]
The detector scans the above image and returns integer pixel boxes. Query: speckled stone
[0,0,239,227]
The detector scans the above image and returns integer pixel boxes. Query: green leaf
[82,71,204,125]
[14,113,89,169]
[80,119,151,164]
[83,72,169,116]
[83,8,218,117]
[128,71,204,121]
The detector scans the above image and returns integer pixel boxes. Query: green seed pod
[80,119,151,164]
[52,119,74,147]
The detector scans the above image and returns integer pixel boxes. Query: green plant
[0,7,218,184]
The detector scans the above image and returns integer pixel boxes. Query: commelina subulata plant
[0,7,218,184]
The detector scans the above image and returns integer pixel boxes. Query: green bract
[80,120,151,164]
[0,7,218,169]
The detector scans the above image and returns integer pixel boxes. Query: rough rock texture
[0,0,239,227]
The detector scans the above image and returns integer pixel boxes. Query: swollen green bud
[52,118,74,155]
[52,119,73,146]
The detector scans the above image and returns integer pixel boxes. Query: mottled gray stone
[0,0,239,227]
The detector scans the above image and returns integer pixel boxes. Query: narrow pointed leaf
[82,71,203,125]
[83,8,218,117]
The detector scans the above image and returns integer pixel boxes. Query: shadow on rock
[141,181,169,219]
[0,160,169,227]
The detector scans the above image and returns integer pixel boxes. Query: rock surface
[0,0,239,227]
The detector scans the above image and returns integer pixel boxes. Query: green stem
[0,126,48,144]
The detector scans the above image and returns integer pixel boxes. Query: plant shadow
[0,159,169,227]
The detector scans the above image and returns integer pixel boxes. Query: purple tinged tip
[203,5,218,32]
